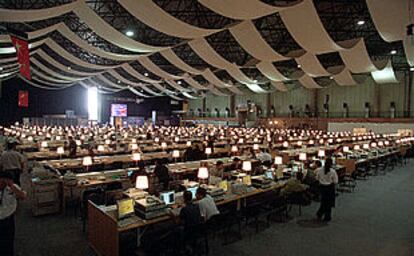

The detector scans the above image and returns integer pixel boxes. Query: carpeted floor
[15,161,414,256]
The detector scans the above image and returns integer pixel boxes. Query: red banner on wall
[10,36,31,80]
[18,90,29,107]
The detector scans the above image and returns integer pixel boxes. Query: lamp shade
[371,142,377,148]
[97,145,105,152]
[282,141,289,147]
[354,145,361,150]
[75,140,82,146]
[299,153,307,161]
[308,140,314,145]
[363,144,369,149]
[242,161,252,172]
[205,147,212,155]
[343,146,350,153]
[318,150,325,157]
[319,139,324,144]
[174,137,179,142]
[253,144,259,150]
[297,141,303,146]
[231,145,238,152]
[274,156,283,165]
[384,141,390,146]
[154,137,160,143]
[198,167,209,179]
[131,143,138,150]
[161,142,167,148]
[28,136,33,141]
[238,138,244,144]
[105,139,111,145]
[82,156,93,166]
[132,153,141,161]
[378,141,384,147]
[41,141,48,148]
[186,141,192,146]
[136,176,149,190]
[56,136,61,141]
[57,147,64,154]
[131,138,137,143]
[172,150,180,158]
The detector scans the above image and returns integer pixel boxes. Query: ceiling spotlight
[410,67,414,71]
[297,64,301,68]
[357,20,365,26]
[390,50,397,55]
[125,30,134,37]
[177,81,182,85]
[144,72,149,77]
[329,76,334,80]
[67,66,71,70]
[253,79,258,83]
[0,67,3,71]
[117,80,121,84]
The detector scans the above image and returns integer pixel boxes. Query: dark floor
[16,162,414,256]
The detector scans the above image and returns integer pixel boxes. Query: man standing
[0,141,26,185]
[0,172,27,256]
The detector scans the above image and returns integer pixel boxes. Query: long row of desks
[88,180,286,256]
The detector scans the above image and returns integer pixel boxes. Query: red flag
[18,90,29,107]
[10,36,31,80]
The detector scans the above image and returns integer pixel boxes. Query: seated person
[281,172,308,195]
[210,161,224,179]
[227,157,242,171]
[154,159,170,191]
[196,187,219,221]
[192,144,204,161]
[257,149,272,164]
[183,146,194,162]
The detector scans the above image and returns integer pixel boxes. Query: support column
[229,95,235,117]
[266,93,271,117]
[374,83,380,117]
[313,89,319,117]
[202,97,206,117]
[406,70,413,117]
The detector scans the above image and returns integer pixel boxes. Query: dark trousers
[317,184,335,221]
[4,169,21,186]
[0,214,15,256]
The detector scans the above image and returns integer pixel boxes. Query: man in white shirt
[0,141,26,185]
[196,187,219,221]
[0,172,27,256]
[315,158,338,222]
[257,149,272,164]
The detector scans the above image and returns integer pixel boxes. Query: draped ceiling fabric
[366,0,414,66]
[271,81,288,92]
[295,52,331,77]
[160,49,204,75]
[0,1,79,22]
[229,21,288,62]
[256,62,290,82]
[280,0,353,54]
[371,61,399,84]
[298,74,323,89]
[197,0,299,20]
[0,0,406,96]
[73,0,163,53]
[339,39,388,73]
[118,0,221,39]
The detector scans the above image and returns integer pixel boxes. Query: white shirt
[0,186,17,219]
[0,150,25,170]
[197,195,219,220]
[315,167,338,185]
[257,152,272,163]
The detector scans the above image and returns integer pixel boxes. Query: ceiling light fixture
[125,30,134,37]
[357,20,365,26]
[177,81,182,85]
[117,80,121,84]
[410,67,414,71]
[297,64,301,68]
[390,50,397,55]
[144,72,149,77]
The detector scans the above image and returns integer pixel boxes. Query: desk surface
[95,180,287,232]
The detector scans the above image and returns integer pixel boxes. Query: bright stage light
[87,87,99,121]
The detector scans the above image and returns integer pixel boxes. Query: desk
[88,181,286,256]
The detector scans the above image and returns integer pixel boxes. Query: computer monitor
[187,186,198,199]
[160,191,175,205]
[265,170,274,180]
[117,198,134,219]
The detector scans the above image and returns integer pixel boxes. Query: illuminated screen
[117,198,134,219]
[111,104,127,117]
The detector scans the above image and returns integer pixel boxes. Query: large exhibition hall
[0,0,414,255]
